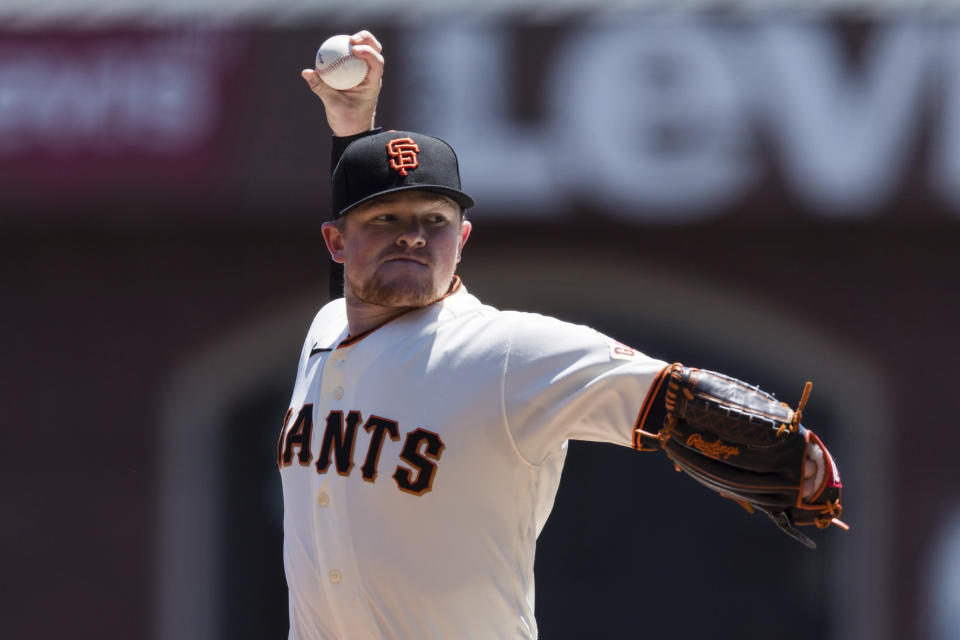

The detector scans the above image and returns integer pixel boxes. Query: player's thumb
[301,69,333,97]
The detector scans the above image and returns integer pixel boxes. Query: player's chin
[362,272,442,307]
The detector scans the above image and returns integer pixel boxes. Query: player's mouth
[382,255,429,267]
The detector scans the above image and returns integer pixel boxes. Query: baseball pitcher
[277,30,846,639]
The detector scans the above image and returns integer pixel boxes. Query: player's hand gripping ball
[315,35,370,90]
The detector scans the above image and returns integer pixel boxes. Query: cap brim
[335,184,476,219]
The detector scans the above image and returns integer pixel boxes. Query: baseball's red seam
[318,56,352,76]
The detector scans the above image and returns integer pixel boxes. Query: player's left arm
[499,318,846,547]
[501,316,669,464]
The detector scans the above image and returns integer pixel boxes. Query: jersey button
[317,491,330,507]
[334,358,345,368]
[329,569,342,584]
[333,386,344,400]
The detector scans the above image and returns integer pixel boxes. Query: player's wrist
[332,127,382,146]
[327,111,376,137]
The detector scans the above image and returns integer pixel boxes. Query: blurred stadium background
[3,1,959,638]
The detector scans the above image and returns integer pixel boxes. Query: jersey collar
[337,276,463,349]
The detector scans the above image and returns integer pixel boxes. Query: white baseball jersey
[278,278,668,639]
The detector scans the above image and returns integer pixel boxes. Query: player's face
[322,191,472,308]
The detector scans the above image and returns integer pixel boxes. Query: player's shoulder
[499,309,653,366]
[499,310,610,348]
[445,285,593,334]
[434,283,500,324]
[440,286,644,362]
[305,297,349,348]
[451,292,604,346]
[434,286,532,346]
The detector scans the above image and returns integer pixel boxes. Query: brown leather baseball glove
[635,363,848,548]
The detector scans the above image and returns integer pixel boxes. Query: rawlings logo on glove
[686,433,740,460]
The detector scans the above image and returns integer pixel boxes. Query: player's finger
[351,45,384,71]
[351,30,382,53]
[802,443,825,500]
[350,46,384,88]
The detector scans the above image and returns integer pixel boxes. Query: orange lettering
[686,433,739,460]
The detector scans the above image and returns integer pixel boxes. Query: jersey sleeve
[501,312,669,465]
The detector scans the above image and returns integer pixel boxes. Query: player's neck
[341,276,461,337]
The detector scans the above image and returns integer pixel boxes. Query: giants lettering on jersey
[277,405,445,496]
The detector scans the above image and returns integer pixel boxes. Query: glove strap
[767,511,818,549]
[633,363,683,451]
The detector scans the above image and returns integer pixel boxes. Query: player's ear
[322,221,346,264]
[456,218,472,263]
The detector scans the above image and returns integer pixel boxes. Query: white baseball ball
[315,35,369,90]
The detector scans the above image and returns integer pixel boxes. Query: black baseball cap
[331,130,476,219]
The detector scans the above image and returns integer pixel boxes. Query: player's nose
[396,220,427,248]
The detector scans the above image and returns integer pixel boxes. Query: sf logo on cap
[387,138,420,176]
